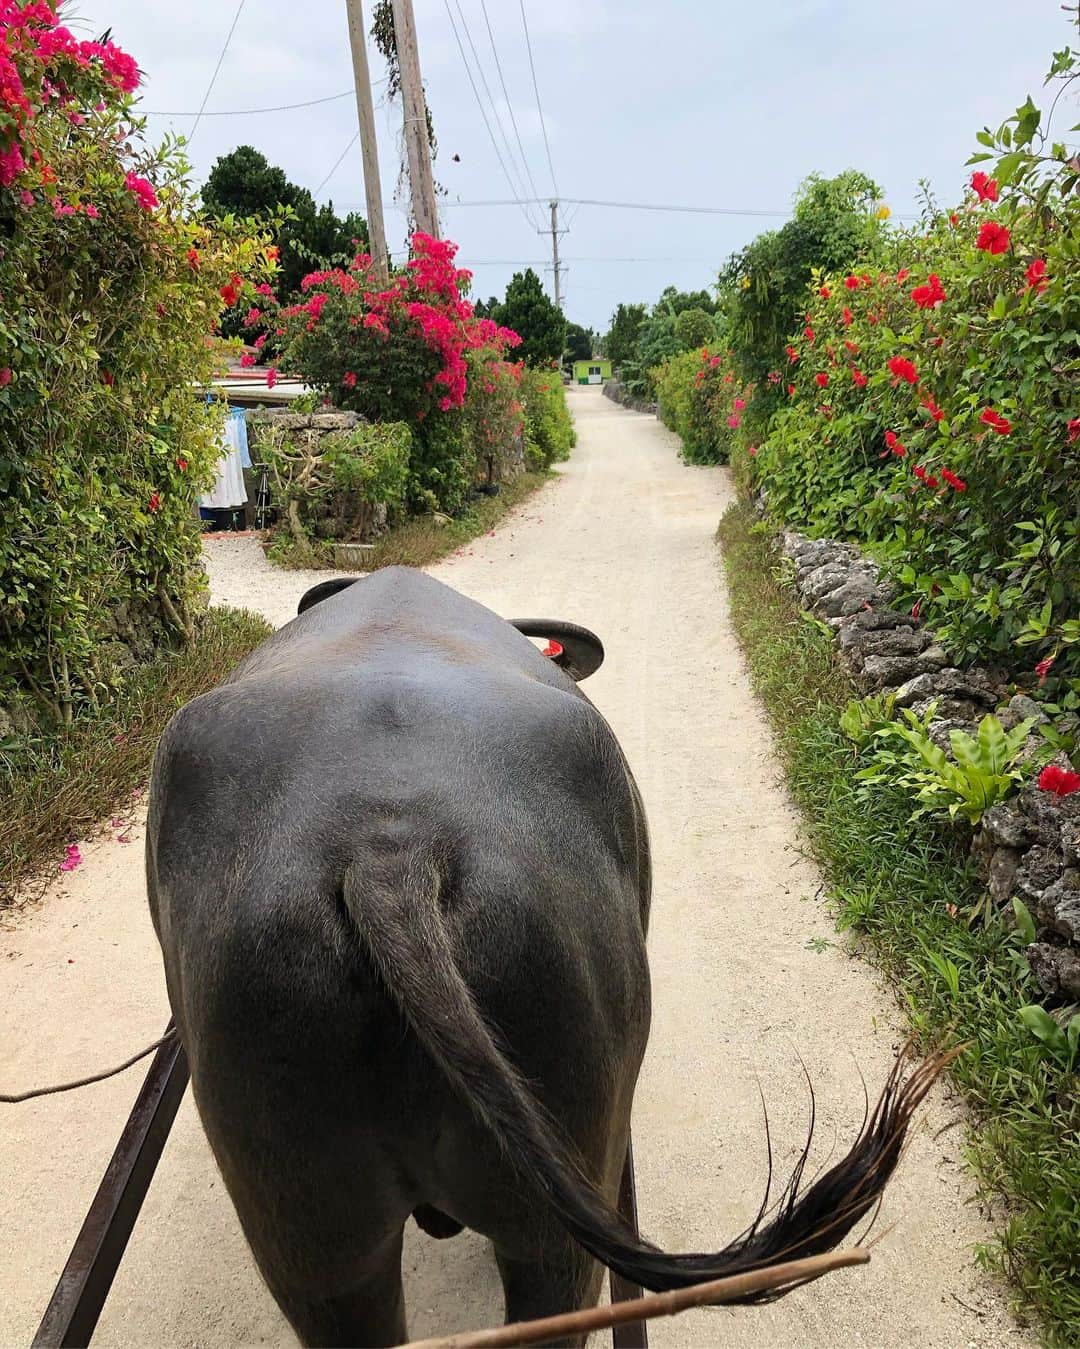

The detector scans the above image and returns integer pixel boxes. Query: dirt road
[1,385,1028,1346]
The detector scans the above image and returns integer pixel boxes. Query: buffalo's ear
[297,578,360,615]
[508,619,605,682]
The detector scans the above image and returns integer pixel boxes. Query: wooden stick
[399,1248,869,1349]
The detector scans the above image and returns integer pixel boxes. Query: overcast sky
[70,1,1076,331]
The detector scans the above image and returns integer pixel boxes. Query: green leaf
[1013,898,1036,946]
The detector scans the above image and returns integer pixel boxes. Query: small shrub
[521,367,575,471]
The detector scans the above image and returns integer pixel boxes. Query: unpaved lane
[1,386,1027,1346]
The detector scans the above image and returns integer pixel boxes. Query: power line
[141,89,367,117]
[451,0,540,229]
[479,0,544,210]
[314,130,360,197]
[518,0,558,197]
[442,0,538,231]
[189,0,248,141]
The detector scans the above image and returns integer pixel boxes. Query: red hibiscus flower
[815,372,829,388]
[911,273,946,309]
[1035,653,1055,684]
[1038,764,1080,797]
[976,221,1010,254]
[220,283,240,307]
[1024,258,1048,293]
[887,355,919,385]
[980,408,1012,436]
[970,171,999,203]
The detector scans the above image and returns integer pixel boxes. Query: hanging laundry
[200,407,249,514]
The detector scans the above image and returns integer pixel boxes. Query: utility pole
[345,0,389,284]
[391,0,439,238]
[539,199,567,310]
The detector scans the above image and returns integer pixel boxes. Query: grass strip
[718,500,1079,1346]
[0,606,271,909]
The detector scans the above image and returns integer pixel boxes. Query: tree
[564,322,592,362]
[497,269,566,367]
[603,302,647,370]
[674,307,715,350]
[203,147,369,298]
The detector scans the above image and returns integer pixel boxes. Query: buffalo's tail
[343,849,951,1302]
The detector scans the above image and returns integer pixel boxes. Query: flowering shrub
[654,50,1079,699]
[520,366,575,471]
[257,234,524,513]
[750,83,1079,693]
[0,2,266,725]
[654,346,752,465]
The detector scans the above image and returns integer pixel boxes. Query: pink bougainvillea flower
[748,445,758,456]
[1035,653,1055,684]
[244,307,262,327]
[727,413,741,428]
[0,367,11,387]
[1024,258,1048,294]
[266,368,279,389]
[844,275,860,290]
[887,355,918,385]
[342,371,358,388]
[976,220,1010,254]
[980,407,1012,436]
[970,171,999,203]
[124,171,158,211]
[814,371,829,388]
[148,492,161,512]
[911,273,946,309]
[1038,764,1080,797]
[239,352,256,368]
[941,468,967,491]
[1068,418,1080,443]
[59,844,82,873]
[733,397,745,410]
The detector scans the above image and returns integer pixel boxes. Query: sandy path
[1,385,1028,1347]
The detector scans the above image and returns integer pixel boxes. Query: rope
[0,1029,178,1103]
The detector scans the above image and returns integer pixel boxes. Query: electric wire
[451,0,540,228]
[443,0,539,231]
[189,0,248,141]
[518,0,558,197]
[478,0,545,210]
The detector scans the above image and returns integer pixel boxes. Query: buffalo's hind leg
[494,1230,603,1349]
[257,1227,408,1349]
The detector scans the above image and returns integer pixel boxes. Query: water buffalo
[147,567,935,1347]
